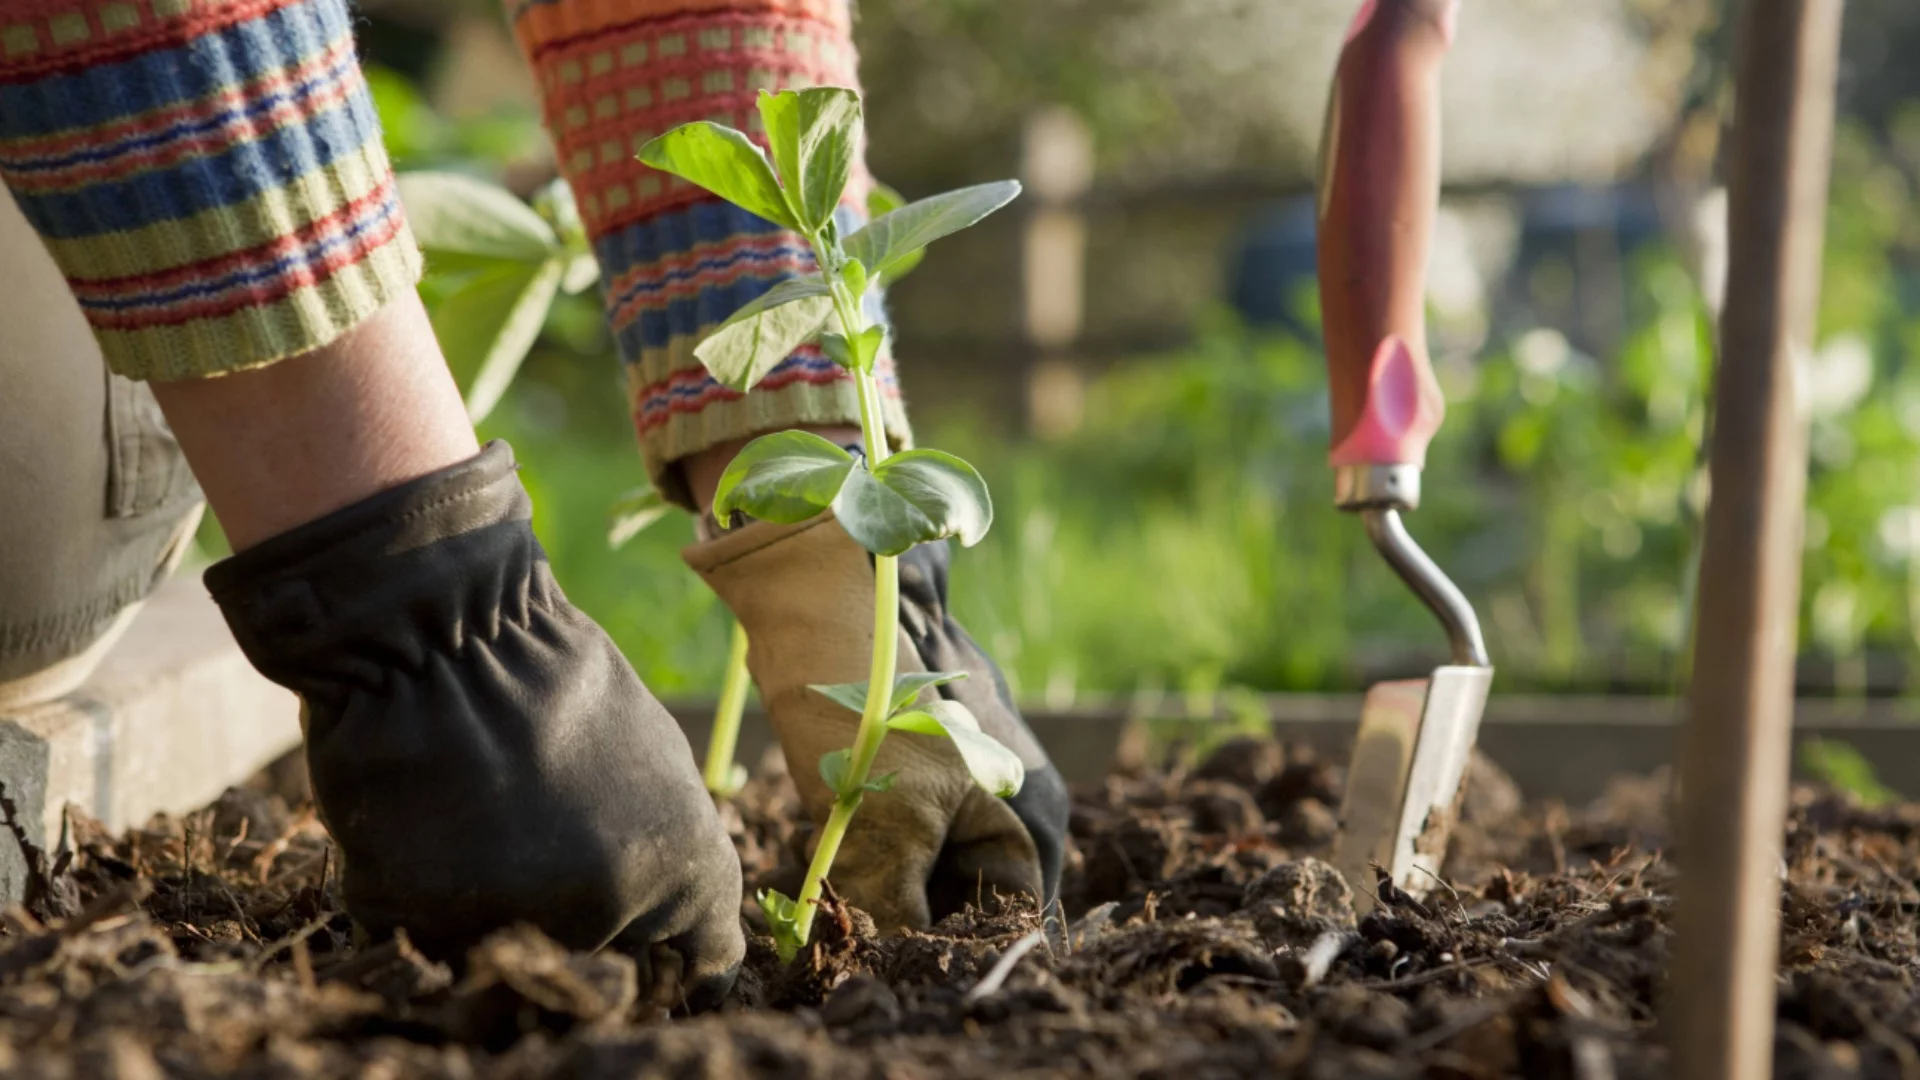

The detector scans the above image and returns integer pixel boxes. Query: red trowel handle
[1316,0,1456,472]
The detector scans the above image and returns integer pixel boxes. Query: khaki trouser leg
[0,189,204,708]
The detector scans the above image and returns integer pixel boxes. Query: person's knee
[0,193,202,701]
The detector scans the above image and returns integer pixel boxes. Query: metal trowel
[1314,0,1493,914]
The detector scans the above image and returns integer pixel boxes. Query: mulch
[3,733,1917,1078]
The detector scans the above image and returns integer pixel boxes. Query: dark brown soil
[3,735,1918,1079]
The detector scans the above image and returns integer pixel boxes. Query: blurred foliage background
[291,0,1920,704]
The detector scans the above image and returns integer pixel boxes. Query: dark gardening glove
[206,441,743,1007]
[685,514,1069,931]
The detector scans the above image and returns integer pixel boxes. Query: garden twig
[963,930,1045,1004]
[1300,931,1353,988]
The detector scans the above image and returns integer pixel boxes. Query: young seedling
[609,486,752,797]
[640,88,1027,959]
[396,172,600,423]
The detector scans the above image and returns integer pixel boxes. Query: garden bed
[2,736,1916,1078]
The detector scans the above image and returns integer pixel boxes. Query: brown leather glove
[206,442,743,1008]
[686,514,1068,931]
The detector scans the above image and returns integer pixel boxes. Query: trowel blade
[1332,665,1494,915]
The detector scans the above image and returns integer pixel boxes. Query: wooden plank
[1669,5,1846,1079]
[666,692,1920,802]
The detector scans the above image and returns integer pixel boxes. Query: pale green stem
[703,620,751,795]
[791,244,901,946]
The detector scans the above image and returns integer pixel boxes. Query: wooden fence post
[1021,107,1094,438]
[1668,4,1845,1079]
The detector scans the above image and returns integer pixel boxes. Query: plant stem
[703,620,751,794]
[790,245,901,946]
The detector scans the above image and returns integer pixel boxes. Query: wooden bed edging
[664,693,1920,805]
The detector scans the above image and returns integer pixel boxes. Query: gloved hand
[206,441,743,1008]
[686,514,1069,931]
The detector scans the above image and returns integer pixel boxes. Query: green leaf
[694,292,834,391]
[849,325,886,372]
[830,464,923,557]
[867,181,907,218]
[713,431,855,525]
[532,176,588,251]
[560,252,600,294]
[638,122,796,229]
[885,701,1025,798]
[814,670,966,717]
[820,333,856,369]
[840,257,870,304]
[885,710,946,736]
[757,888,805,962]
[886,670,968,714]
[398,171,558,262]
[831,450,993,555]
[821,324,884,373]
[758,87,862,232]
[427,258,565,424]
[877,244,925,285]
[818,751,894,796]
[819,749,853,795]
[810,682,868,714]
[843,181,1021,280]
[874,450,993,546]
[607,486,673,549]
[860,182,923,284]
[529,178,600,293]
[716,275,831,330]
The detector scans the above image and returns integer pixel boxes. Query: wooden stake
[1669,4,1844,1080]
[1020,107,1093,438]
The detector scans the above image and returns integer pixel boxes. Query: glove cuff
[206,440,546,693]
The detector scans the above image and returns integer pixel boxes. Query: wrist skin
[148,295,481,552]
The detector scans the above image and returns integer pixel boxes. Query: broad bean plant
[640,88,1026,959]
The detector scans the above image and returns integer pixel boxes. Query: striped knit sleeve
[0,0,420,382]
[506,0,910,497]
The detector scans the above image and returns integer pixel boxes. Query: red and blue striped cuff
[508,0,907,497]
[0,0,421,380]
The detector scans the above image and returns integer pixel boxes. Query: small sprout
[757,888,806,962]
[641,87,1024,958]
[820,750,899,797]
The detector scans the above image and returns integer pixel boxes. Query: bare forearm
[0,0,470,551]
[150,296,479,552]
